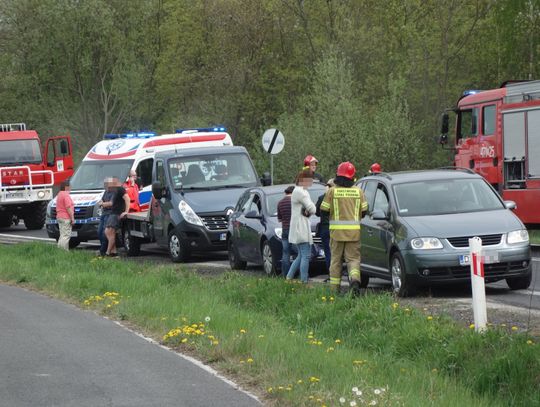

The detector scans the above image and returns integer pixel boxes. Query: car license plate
[220,233,227,241]
[7,192,24,199]
[70,231,78,237]
[459,255,470,266]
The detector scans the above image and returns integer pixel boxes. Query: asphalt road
[0,284,259,407]
[0,225,539,312]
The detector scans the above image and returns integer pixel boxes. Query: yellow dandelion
[329,296,335,301]
[335,339,341,344]
[427,316,433,321]
[326,347,335,352]
[267,387,273,393]
[212,340,219,345]
[469,324,475,329]
[247,358,254,363]
[432,368,438,373]
[278,386,284,391]
[321,296,327,301]
[240,360,245,364]
[317,341,323,346]
[297,379,303,384]
[181,338,188,343]
[309,376,320,383]
[526,340,534,345]
[240,329,247,334]
[511,326,518,331]
[258,335,265,338]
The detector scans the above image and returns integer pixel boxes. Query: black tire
[506,273,532,290]
[359,273,370,288]
[24,201,46,230]
[228,238,247,270]
[390,252,416,297]
[0,214,12,228]
[168,230,190,263]
[123,228,141,256]
[262,240,278,276]
[69,239,80,249]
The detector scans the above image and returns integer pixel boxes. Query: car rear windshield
[266,188,325,216]
[168,153,258,189]
[393,178,504,216]
[70,160,133,190]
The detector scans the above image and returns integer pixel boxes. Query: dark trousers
[98,214,110,255]
[320,227,331,272]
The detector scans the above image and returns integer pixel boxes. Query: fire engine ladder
[0,123,26,132]
[0,166,55,202]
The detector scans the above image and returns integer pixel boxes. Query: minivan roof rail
[366,172,392,180]
[436,166,476,174]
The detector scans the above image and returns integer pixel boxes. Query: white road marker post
[469,236,487,333]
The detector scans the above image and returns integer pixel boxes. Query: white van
[45,128,233,247]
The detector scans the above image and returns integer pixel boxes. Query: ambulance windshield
[168,153,258,190]
[70,159,133,191]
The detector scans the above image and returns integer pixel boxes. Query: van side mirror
[152,181,164,200]
[60,140,68,155]
[245,210,262,219]
[261,172,271,186]
[439,112,449,145]
[504,200,516,210]
[372,209,388,220]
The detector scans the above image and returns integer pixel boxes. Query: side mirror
[439,112,449,145]
[152,181,164,200]
[504,200,516,210]
[60,140,69,155]
[372,209,388,220]
[261,172,271,186]
[245,210,262,219]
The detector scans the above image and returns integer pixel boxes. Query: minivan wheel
[359,274,370,288]
[506,273,532,290]
[390,252,416,297]
[123,228,140,256]
[262,240,278,276]
[168,230,190,263]
[228,238,246,270]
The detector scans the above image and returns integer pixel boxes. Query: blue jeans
[281,229,291,277]
[286,242,311,283]
[98,214,110,255]
[320,227,331,272]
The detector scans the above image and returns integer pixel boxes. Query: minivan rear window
[393,178,504,216]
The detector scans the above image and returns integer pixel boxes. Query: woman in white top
[286,169,316,282]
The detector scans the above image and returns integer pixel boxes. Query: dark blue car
[227,184,326,275]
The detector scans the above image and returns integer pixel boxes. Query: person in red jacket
[123,170,140,212]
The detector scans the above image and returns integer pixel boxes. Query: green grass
[529,229,540,245]
[1,243,539,406]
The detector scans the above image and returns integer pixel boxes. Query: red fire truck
[0,123,74,229]
[439,80,540,225]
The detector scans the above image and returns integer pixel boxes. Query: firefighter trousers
[329,239,361,289]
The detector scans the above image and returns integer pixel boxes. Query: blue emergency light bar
[174,126,227,134]
[103,132,157,140]
[462,90,481,96]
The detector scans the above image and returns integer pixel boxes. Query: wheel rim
[169,234,180,258]
[262,243,273,275]
[391,257,402,292]
[124,231,130,251]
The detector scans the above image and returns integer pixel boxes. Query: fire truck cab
[0,123,73,230]
[440,81,540,225]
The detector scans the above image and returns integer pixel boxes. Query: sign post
[469,236,487,332]
[261,128,285,185]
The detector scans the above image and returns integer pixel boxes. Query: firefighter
[320,162,368,295]
[369,162,382,174]
[303,155,325,183]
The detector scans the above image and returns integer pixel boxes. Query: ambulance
[45,128,233,247]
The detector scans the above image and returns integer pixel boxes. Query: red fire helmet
[303,155,319,166]
[336,161,356,179]
[370,163,381,173]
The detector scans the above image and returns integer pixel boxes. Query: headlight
[46,201,54,217]
[507,229,529,244]
[178,200,203,226]
[411,237,443,250]
[275,227,282,239]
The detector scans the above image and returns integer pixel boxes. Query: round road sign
[262,128,285,155]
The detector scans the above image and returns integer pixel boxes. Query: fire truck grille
[200,215,228,231]
[51,206,93,220]
[447,234,502,248]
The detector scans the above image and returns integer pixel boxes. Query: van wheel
[168,230,189,263]
[123,228,140,256]
[390,252,416,297]
[228,238,246,270]
[0,214,12,228]
[506,273,532,290]
[262,240,278,276]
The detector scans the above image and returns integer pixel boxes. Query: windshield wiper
[216,184,247,189]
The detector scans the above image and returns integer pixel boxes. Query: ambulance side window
[136,158,154,187]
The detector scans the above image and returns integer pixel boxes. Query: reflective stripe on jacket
[320,186,367,241]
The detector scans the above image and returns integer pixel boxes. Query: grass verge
[1,243,539,406]
[529,229,540,245]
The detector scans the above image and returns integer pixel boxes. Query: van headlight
[411,237,443,250]
[46,201,54,217]
[507,230,529,244]
[179,200,203,226]
[275,227,282,239]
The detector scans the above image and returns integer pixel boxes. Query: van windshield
[0,139,42,165]
[393,178,504,216]
[168,153,258,189]
[70,160,133,190]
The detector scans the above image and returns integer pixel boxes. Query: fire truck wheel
[168,230,190,263]
[24,202,46,230]
[506,273,532,290]
[0,214,12,228]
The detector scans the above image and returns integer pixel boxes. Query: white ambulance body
[45,128,233,245]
